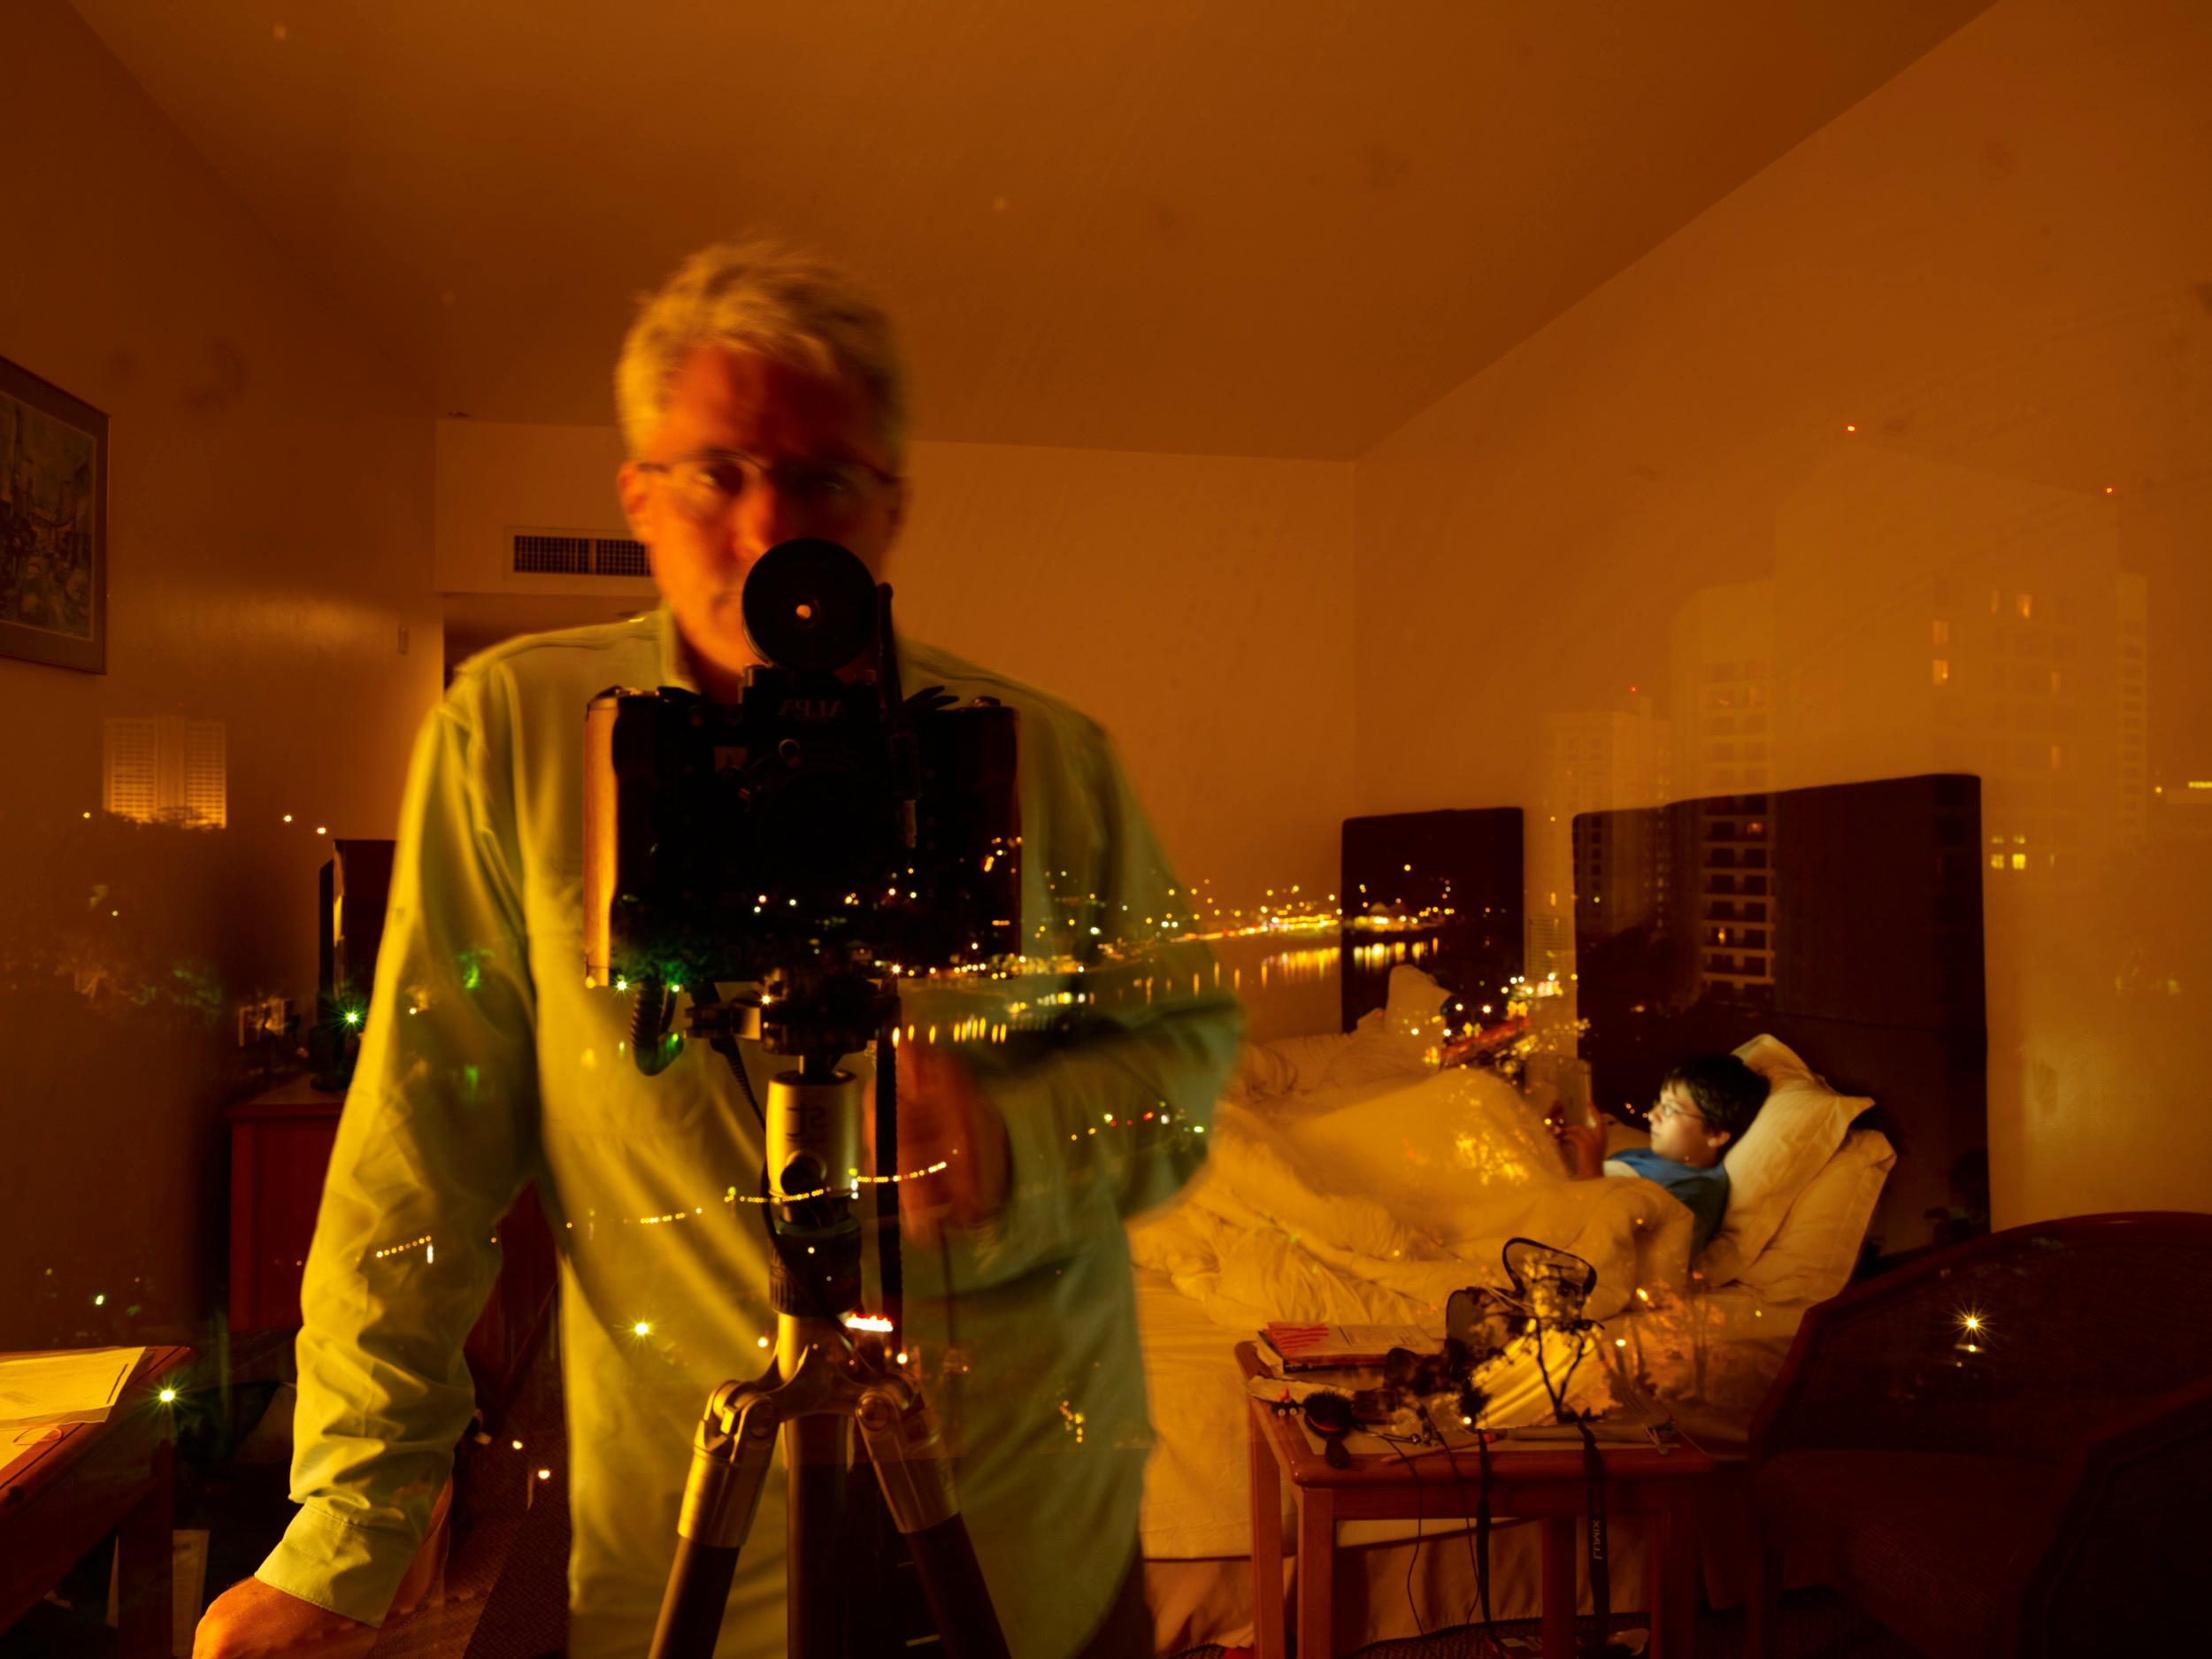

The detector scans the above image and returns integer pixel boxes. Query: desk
[1238,1341,1713,1659]
[0,1346,196,1656]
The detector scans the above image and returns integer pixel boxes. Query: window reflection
[101,716,227,828]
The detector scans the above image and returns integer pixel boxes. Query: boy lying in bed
[1555,1055,1767,1255]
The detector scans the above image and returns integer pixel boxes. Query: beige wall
[1353,0,2212,1229]
[17,0,2196,1359]
[434,418,646,597]
[0,0,439,1347]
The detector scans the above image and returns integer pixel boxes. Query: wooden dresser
[227,1078,557,1412]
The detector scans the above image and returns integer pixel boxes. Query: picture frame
[1,354,107,673]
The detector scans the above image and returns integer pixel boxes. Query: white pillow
[1383,964,1454,1035]
[1319,966,1450,1087]
[1734,1127,1896,1304]
[1698,1033,1872,1288]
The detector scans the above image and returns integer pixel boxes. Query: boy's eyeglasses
[1649,1097,1705,1125]
[635,450,901,526]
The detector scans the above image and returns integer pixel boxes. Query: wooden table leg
[1748,1497,1783,1659]
[1295,1486,1334,1659]
[1542,1514,1574,1659]
[1248,1404,1286,1659]
[1649,1492,1698,1659]
[114,1439,173,1659]
[1645,1509,1666,1659]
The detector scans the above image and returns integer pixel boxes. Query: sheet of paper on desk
[0,1347,143,1430]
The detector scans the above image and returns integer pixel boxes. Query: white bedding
[1123,998,1893,1651]
[1127,1060,1824,1575]
[1131,1066,1697,1329]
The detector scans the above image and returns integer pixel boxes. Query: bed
[1130,777,1985,1654]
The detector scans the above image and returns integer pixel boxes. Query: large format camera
[595,541,1027,1659]
[582,538,1020,1062]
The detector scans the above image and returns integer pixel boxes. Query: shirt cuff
[255,1503,421,1628]
[989,1064,1064,1243]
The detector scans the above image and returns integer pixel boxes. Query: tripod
[642,975,1010,1659]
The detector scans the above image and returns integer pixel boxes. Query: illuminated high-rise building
[1669,581,1778,1004]
[2117,572,2148,844]
[1528,695,1671,983]
[2154,780,2212,841]
[1771,444,2139,888]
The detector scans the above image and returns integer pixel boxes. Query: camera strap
[1474,1425,1494,1633]
[873,1019,903,1327]
[1578,1417,1612,1655]
[1466,1425,1607,1656]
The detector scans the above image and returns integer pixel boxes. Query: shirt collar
[652,603,699,694]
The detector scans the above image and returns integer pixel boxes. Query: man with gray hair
[196,238,1239,1658]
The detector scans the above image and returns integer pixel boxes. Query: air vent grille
[513,534,590,574]
[508,529,653,580]
[593,538,650,578]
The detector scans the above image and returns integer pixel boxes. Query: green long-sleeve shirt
[257,607,1240,1657]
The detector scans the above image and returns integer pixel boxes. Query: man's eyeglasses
[635,450,901,526]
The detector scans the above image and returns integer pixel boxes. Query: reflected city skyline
[1530,442,2154,1011]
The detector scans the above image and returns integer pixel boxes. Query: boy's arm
[1559,1122,1608,1179]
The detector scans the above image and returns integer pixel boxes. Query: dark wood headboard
[1571,773,1986,1259]
[1339,808,1524,1033]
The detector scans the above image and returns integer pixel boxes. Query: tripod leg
[857,1387,1010,1659]
[786,1411,849,1659]
[648,1383,780,1659]
[905,1517,1008,1659]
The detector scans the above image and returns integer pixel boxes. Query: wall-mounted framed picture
[1,355,107,673]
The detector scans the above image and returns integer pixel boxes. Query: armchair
[1747,1211,2212,1659]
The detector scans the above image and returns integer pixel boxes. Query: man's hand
[191,1577,376,1659]
[895,1043,1012,1243]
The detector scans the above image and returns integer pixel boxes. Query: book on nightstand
[1257,1322,1431,1372]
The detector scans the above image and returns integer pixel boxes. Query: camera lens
[742,540,877,672]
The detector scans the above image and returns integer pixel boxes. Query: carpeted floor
[0,1371,1921,1659]
[1176,1585,1928,1657]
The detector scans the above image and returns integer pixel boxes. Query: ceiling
[73,0,1994,458]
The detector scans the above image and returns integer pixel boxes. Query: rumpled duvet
[1128,1064,1696,1337]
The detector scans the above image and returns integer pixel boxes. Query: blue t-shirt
[1609,1147,1732,1256]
